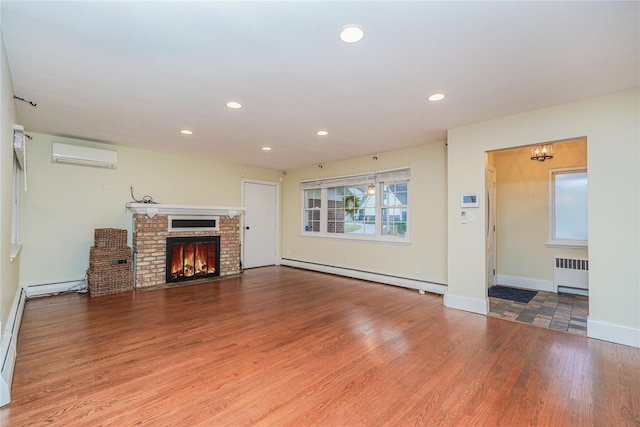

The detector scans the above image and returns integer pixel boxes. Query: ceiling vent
[52,142,118,169]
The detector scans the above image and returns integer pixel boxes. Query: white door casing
[242,180,279,269]
[486,166,497,289]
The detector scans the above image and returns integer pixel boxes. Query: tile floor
[489,289,588,336]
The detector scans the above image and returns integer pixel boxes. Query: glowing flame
[170,241,217,279]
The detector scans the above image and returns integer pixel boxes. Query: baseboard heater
[554,257,588,295]
[1,288,27,407]
[280,258,447,295]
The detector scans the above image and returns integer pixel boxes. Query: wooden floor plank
[1,266,639,426]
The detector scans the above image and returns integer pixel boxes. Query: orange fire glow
[170,242,216,279]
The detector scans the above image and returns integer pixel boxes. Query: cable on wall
[13,95,37,107]
[130,186,158,204]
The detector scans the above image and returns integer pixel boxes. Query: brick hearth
[132,214,241,288]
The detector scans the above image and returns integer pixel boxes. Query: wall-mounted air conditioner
[51,142,118,169]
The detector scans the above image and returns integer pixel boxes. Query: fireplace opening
[166,236,220,283]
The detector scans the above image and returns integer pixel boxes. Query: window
[303,188,321,232]
[10,156,22,260]
[548,167,587,248]
[327,185,375,236]
[381,181,408,237]
[10,124,26,260]
[301,168,410,242]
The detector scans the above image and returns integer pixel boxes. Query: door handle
[245,226,250,230]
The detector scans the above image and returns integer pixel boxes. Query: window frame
[302,188,323,233]
[547,166,588,249]
[10,156,23,260]
[300,168,410,244]
[380,181,409,238]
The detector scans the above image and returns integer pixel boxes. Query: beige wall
[0,32,20,338]
[447,89,639,344]
[493,139,588,281]
[19,133,280,286]
[0,32,19,334]
[281,142,448,285]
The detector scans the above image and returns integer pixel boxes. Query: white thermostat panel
[460,194,479,208]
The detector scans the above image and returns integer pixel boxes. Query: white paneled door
[243,180,279,269]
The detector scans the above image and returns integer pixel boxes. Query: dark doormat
[488,285,538,303]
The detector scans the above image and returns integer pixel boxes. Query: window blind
[300,168,409,190]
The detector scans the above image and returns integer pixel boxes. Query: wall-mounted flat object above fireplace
[168,215,219,232]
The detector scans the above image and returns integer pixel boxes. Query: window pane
[382,207,407,236]
[327,187,345,233]
[304,189,321,209]
[304,209,320,232]
[382,180,408,238]
[555,171,588,240]
[12,157,20,243]
[303,189,321,232]
[326,185,375,235]
[384,183,407,206]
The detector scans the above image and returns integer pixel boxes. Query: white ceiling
[2,1,638,171]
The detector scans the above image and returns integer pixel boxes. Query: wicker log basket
[88,229,133,297]
[94,228,128,249]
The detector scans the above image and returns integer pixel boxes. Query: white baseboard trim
[280,258,447,295]
[24,279,85,298]
[444,292,489,315]
[587,317,640,348]
[496,275,554,292]
[1,287,27,407]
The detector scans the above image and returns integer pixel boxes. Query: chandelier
[367,183,376,195]
[530,144,554,162]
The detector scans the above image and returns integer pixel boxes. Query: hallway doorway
[486,138,588,335]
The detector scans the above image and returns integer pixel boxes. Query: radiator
[554,257,589,291]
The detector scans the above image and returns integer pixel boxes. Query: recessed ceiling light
[340,25,364,43]
[428,93,446,102]
[262,146,272,151]
[316,130,329,136]
[226,101,242,109]
[180,129,193,135]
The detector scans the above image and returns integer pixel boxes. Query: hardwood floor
[2,266,639,426]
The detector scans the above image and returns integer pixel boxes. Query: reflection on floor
[489,290,588,336]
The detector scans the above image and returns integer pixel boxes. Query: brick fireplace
[127,203,243,288]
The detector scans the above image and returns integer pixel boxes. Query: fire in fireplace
[166,236,220,283]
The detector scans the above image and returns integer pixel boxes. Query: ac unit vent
[167,216,219,232]
[52,142,118,169]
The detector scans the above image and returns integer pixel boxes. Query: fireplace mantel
[126,203,244,218]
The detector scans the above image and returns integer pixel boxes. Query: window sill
[300,233,410,245]
[546,240,588,249]
[10,243,22,261]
